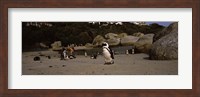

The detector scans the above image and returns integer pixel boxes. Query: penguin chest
[103,48,111,59]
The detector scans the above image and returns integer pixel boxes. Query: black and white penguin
[102,42,114,64]
[90,53,98,59]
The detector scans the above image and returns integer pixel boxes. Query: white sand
[22,50,178,75]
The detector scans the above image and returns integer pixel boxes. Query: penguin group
[33,42,115,65]
[60,47,76,60]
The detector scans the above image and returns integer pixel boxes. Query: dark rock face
[150,28,178,60]
[79,32,94,44]
[154,22,178,42]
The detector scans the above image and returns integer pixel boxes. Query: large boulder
[39,43,49,49]
[104,33,121,46]
[51,41,62,51]
[105,33,118,39]
[150,30,178,60]
[118,33,128,38]
[120,36,139,46]
[154,22,178,42]
[106,38,121,46]
[132,32,144,38]
[134,34,154,53]
[92,35,106,47]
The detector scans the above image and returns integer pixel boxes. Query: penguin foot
[104,61,114,65]
[104,63,110,65]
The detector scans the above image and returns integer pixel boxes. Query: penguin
[46,56,51,59]
[90,53,98,59]
[84,51,88,57]
[102,42,114,64]
[60,48,67,60]
[126,50,129,55]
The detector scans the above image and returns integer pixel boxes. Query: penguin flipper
[109,47,114,59]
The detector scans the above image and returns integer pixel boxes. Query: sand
[22,50,178,75]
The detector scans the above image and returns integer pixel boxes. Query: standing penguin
[60,48,67,60]
[102,42,114,64]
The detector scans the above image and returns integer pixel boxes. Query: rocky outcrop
[132,32,144,38]
[105,33,118,39]
[51,41,62,51]
[134,34,154,53]
[150,29,178,60]
[120,36,139,46]
[92,35,106,47]
[154,22,178,42]
[106,38,120,46]
[104,33,120,46]
[118,33,128,38]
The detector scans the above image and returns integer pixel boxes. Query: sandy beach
[22,50,178,75]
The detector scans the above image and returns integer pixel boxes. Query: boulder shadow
[143,57,150,60]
